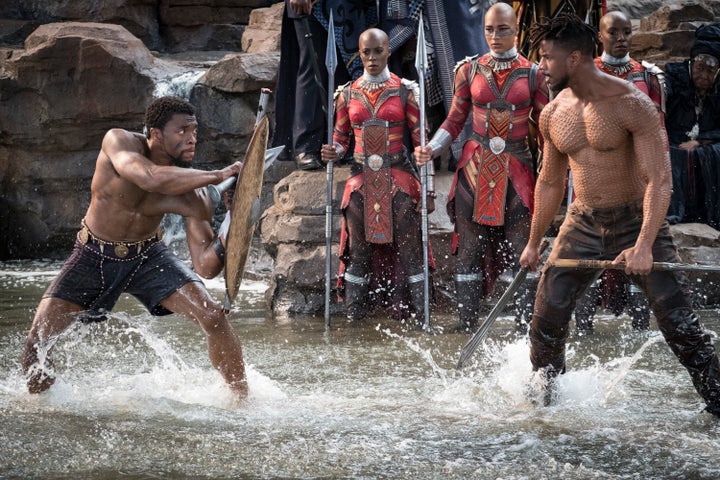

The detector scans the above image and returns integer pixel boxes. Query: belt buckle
[366,154,384,172]
[489,136,506,155]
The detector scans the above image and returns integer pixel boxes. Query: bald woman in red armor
[321,28,434,325]
[416,2,549,331]
[520,14,720,416]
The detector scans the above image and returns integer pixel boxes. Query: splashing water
[3,264,720,479]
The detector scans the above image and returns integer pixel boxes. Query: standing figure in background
[415,3,548,332]
[574,10,664,332]
[664,23,720,230]
[272,0,377,170]
[520,14,720,416]
[513,0,606,61]
[321,28,435,325]
[22,96,249,398]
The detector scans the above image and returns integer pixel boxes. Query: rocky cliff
[2,0,720,317]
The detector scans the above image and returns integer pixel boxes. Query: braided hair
[144,96,195,137]
[529,12,598,59]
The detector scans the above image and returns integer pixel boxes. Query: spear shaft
[414,20,431,331]
[324,12,338,330]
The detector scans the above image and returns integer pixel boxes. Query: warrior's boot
[407,272,429,327]
[514,272,538,333]
[343,271,369,321]
[455,273,483,331]
[626,283,651,331]
[658,307,720,416]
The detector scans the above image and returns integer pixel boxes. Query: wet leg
[22,297,82,393]
[162,283,248,398]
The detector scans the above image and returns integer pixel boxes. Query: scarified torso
[541,88,669,210]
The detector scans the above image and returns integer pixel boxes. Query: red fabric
[444,54,547,218]
[333,73,421,155]
[332,73,433,304]
[336,169,436,299]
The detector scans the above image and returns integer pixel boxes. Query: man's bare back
[541,86,666,209]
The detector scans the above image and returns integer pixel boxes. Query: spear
[548,258,720,273]
[457,240,550,369]
[414,20,431,331]
[324,12,337,330]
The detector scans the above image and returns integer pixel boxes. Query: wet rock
[0,22,160,258]
[259,168,457,318]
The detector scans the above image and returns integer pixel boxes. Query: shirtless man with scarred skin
[520,14,720,415]
[22,96,249,398]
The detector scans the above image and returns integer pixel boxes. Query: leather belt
[354,151,406,168]
[77,221,163,258]
[470,132,529,155]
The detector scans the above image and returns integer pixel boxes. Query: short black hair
[144,96,195,135]
[530,12,598,58]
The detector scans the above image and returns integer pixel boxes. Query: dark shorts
[44,238,201,322]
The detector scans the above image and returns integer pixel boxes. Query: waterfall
[153,69,206,99]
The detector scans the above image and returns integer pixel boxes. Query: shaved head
[486,1,517,24]
[359,28,391,76]
[598,11,633,58]
[485,2,518,55]
[600,11,630,31]
[359,28,389,48]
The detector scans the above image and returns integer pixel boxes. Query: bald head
[486,2,517,24]
[359,28,391,76]
[485,2,518,55]
[359,28,389,48]
[598,11,632,58]
[600,11,630,30]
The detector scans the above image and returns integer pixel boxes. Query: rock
[0,0,279,52]
[199,51,279,93]
[640,2,715,31]
[0,22,162,258]
[670,222,720,248]
[608,0,668,19]
[241,2,283,53]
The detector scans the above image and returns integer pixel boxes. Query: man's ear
[149,127,162,141]
[569,50,582,67]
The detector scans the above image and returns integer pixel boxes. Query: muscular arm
[529,104,568,248]
[103,129,239,196]
[520,103,568,270]
[185,188,224,279]
[615,94,672,273]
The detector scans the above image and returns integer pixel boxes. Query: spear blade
[325,12,338,79]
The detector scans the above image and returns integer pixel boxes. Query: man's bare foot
[230,379,249,399]
[26,367,55,394]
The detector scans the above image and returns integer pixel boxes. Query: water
[2,261,720,479]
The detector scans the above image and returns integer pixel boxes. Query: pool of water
[2,261,720,479]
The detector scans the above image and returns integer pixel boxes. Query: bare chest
[549,103,629,156]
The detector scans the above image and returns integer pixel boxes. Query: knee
[657,306,705,341]
[197,305,230,335]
